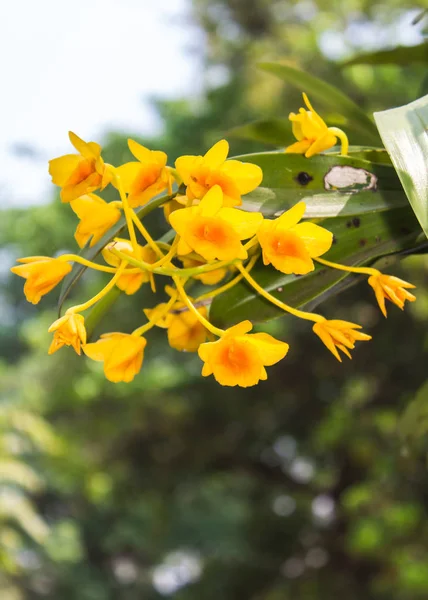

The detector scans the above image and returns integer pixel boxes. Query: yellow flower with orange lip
[198,320,289,387]
[11,256,72,304]
[83,332,147,383]
[285,93,339,158]
[114,140,172,208]
[257,201,332,275]
[313,319,371,362]
[70,194,121,248]
[169,185,263,261]
[49,132,112,203]
[179,256,229,285]
[144,294,209,352]
[368,272,416,317]
[48,313,86,355]
[102,238,157,295]
[175,139,263,207]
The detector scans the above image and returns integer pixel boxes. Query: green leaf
[374,94,428,239]
[238,151,406,217]
[229,117,381,147]
[58,191,175,315]
[342,42,428,67]
[258,61,380,143]
[228,119,295,146]
[210,206,421,327]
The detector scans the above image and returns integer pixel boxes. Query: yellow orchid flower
[114,140,172,208]
[313,319,371,362]
[175,139,263,207]
[198,320,289,387]
[48,313,87,355]
[70,194,121,248]
[179,256,229,286]
[49,132,113,203]
[367,273,416,317]
[144,300,209,352]
[286,93,348,157]
[83,332,147,383]
[169,185,263,262]
[102,239,157,295]
[257,201,332,275]
[11,256,72,304]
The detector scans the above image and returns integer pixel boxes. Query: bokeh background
[1,1,428,598]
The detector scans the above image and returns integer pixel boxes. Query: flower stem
[173,276,225,338]
[110,247,238,278]
[195,255,258,304]
[328,127,349,157]
[132,292,178,337]
[315,256,378,277]
[58,254,119,273]
[130,210,164,259]
[243,235,259,252]
[114,172,139,254]
[235,263,324,324]
[66,261,128,314]
[151,235,179,268]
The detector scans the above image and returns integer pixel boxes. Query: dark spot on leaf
[295,172,313,186]
[352,217,361,228]
[400,227,411,235]
[359,239,367,247]
[332,235,338,245]
[346,221,352,228]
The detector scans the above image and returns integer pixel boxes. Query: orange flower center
[221,339,254,372]
[68,158,97,185]
[194,218,229,245]
[132,164,161,193]
[271,231,303,257]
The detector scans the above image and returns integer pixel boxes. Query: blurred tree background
[1,1,428,598]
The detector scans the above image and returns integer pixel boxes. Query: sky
[0,0,202,207]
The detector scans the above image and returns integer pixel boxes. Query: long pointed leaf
[374,94,428,239]
[258,61,380,143]
[342,42,428,67]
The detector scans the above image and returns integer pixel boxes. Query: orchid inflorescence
[11,95,416,387]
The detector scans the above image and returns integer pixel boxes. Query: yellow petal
[285,140,312,154]
[114,162,142,191]
[302,93,326,130]
[219,161,263,194]
[203,139,229,168]
[177,237,193,256]
[224,320,253,337]
[291,118,304,141]
[249,333,289,365]
[49,155,81,186]
[276,201,306,230]
[175,155,199,184]
[198,185,224,216]
[291,222,333,257]
[313,323,341,362]
[128,139,153,162]
[217,207,263,239]
[83,338,116,362]
[305,131,337,158]
[69,131,101,159]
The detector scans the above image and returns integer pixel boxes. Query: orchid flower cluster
[11,95,416,387]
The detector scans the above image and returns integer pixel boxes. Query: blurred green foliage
[1,1,428,598]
